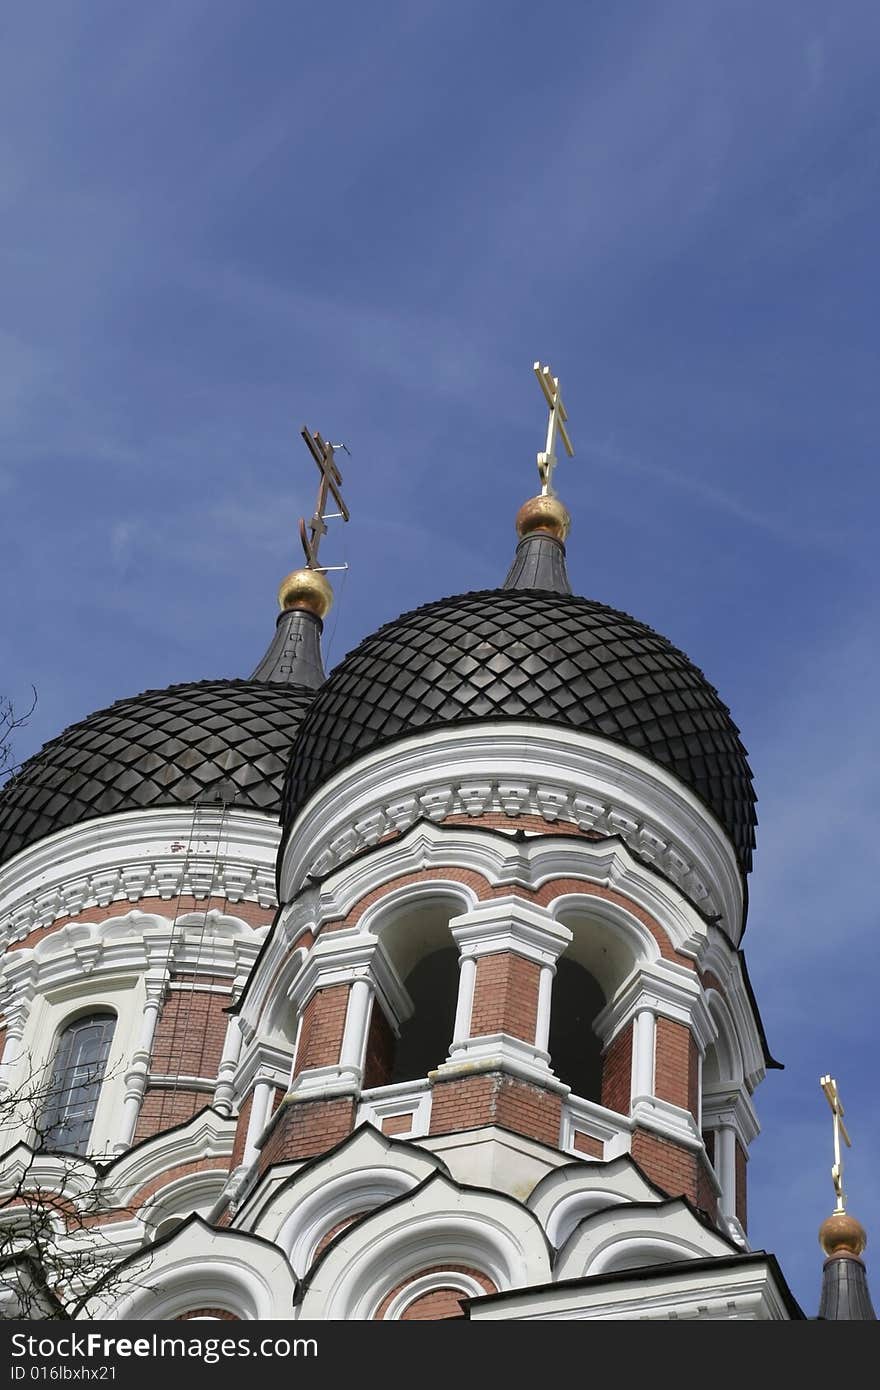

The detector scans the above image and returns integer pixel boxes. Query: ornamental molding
[0,807,280,950]
[698,933,767,1092]
[280,725,744,939]
[295,1170,552,1320]
[595,963,716,1053]
[108,1108,235,1205]
[702,1084,760,1149]
[243,819,719,1047]
[287,928,411,1026]
[449,898,573,967]
[0,909,262,1022]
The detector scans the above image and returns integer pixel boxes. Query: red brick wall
[654,1017,696,1114]
[313,1213,366,1261]
[601,1023,633,1115]
[696,1151,719,1221]
[736,1139,748,1232]
[632,1128,699,1203]
[177,1310,240,1320]
[631,1127,717,1221]
[470,953,540,1043]
[495,1076,561,1146]
[362,1002,395,1090]
[572,1131,603,1158]
[257,1097,355,1170]
[375,1266,496,1320]
[293,985,349,1073]
[231,1090,253,1168]
[428,1072,561,1148]
[133,1088,207,1141]
[429,1075,495,1134]
[149,983,231,1079]
[381,1114,413,1136]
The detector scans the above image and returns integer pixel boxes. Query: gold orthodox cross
[534,362,574,495]
[821,1075,852,1214]
[299,427,350,570]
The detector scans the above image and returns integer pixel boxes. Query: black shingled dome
[283,590,757,871]
[0,680,316,866]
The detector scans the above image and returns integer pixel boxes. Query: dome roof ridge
[0,675,322,865]
[283,586,757,873]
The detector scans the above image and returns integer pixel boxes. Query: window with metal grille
[39,1013,116,1156]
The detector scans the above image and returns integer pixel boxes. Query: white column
[451,955,477,1048]
[213,1016,244,1116]
[243,1079,274,1169]
[339,978,373,1074]
[115,974,165,1153]
[535,964,555,1055]
[631,1008,656,1102]
[717,1124,737,1220]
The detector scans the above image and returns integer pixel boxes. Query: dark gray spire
[502,531,572,595]
[250,608,326,689]
[819,1254,877,1320]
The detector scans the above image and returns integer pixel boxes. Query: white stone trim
[595,963,715,1054]
[93,1220,298,1321]
[382,1269,485,1319]
[437,1032,568,1091]
[702,1086,759,1151]
[467,1257,796,1320]
[559,1094,633,1162]
[287,929,410,1030]
[630,1095,704,1151]
[279,725,743,937]
[554,1197,735,1282]
[0,806,280,949]
[296,1171,552,1320]
[449,897,573,969]
[357,1080,433,1139]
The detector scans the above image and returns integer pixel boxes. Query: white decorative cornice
[108,1108,235,1204]
[437,1032,570,1092]
[449,897,573,967]
[697,930,768,1092]
[279,725,744,939]
[630,1095,706,1153]
[287,928,411,1026]
[235,1040,296,1098]
[596,963,715,1054]
[0,909,262,1008]
[702,1085,760,1149]
[0,807,281,949]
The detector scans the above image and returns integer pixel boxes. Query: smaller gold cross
[534,362,574,496]
[821,1075,852,1214]
[298,427,350,570]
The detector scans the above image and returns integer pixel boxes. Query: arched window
[391,947,459,1083]
[548,957,605,1102]
[40,1013,116,1156]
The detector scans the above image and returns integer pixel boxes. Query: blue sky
[1,1,878,1313]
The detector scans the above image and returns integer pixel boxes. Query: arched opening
[365,890,471,1089]
[39,1011,116,1157]
[391,947,459,1084]
[548,956,605,1101]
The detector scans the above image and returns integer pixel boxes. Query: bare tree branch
[0,686,37,784]
[0,1055,155,1319]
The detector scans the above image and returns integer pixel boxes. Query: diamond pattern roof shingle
[0,680,316,866]
[282,590,757,871]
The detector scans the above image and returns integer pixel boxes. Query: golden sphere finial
[277,567,333,620]
[819,1211,867,1259]
[515,494,571,543]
